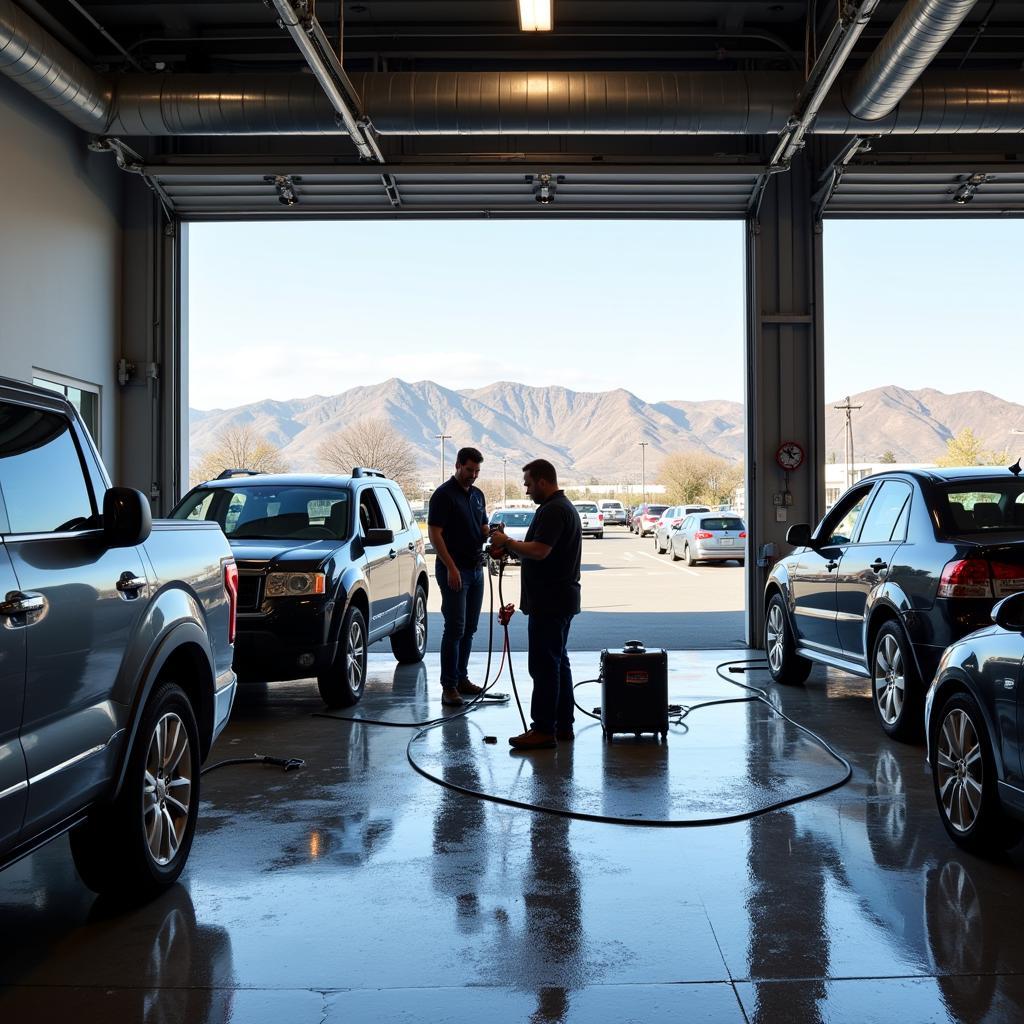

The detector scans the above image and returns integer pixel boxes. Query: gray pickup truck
[0,378,237,898]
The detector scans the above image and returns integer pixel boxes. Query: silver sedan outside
[669,513,746,566]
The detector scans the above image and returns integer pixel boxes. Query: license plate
[719,538,733,545]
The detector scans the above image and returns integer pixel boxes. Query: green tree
[936,428,1009,468]
[879,450,897,464]
[191,424,288,486]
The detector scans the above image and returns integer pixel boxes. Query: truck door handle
[871,559,889,571]
[116,572,147,597]
[826,561,839,572]
[388,549,398,560]
[407,542,415,551]
[0,591,46,625]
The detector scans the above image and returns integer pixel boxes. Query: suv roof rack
[216,468,261,479]
[352,467,386,478]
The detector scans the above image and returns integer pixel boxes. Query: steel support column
[118,183,186,514]
[745,154,826,647]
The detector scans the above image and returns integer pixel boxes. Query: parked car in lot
[487,507,536,571]
[670,512,746,564]
[598,500,628,527]
[572,501,604,538]
[764,467,1024,741]
[171,469,428,709]
[0,378,237,898]
[925,591,1024,854]
[633,503,668,537]
[653,504,711,553]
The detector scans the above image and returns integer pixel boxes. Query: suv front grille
[237,572,264,612]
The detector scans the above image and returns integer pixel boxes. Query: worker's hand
[497,603,516,626]
[447,565,463,591]
[490,538,507,559]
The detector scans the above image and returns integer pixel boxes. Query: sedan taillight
[938,559,1024,599]
[223,560,239,644]
[695,531,713,540]
[739,531,747,539]
[671,518,683,527]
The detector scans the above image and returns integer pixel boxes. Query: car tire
[390,585,428,664]
[655,534,666,554]
[596,531,603,540]
[70,681,200,899]
[764,594,813,685]
[931,691,1021,853]
[684,543,697,567]
[318,604,367,707]
[870,621,923,742]
[670,544,680,561]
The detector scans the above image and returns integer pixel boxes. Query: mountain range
[189,381,1024,482]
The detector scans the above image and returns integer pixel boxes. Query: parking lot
[411,525,747,653]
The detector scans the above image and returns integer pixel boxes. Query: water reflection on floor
[2,650,1024,1023]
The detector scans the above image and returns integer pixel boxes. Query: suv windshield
[941,480,1024,533]
[492,510,535,528]
[172,485,352,540]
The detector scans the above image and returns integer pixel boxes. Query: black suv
[171,470,428,707]
[764,467,1024,741]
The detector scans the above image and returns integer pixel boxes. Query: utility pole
[502,456,508,504]
[436,433,451,486]
[638,441,649,507]
[834,397,862,489]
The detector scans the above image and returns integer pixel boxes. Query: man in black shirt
[490,459,581,750]
[428,447,490,707]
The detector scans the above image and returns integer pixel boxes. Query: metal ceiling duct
[0,0,109,131]
[847,0,979,120]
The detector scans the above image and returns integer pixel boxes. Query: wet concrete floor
[2,649,1024,1023]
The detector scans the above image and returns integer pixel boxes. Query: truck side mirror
[992,592,1024,632]
[785,523,813,547]
[103,487,152,547]
[364,527,395,547]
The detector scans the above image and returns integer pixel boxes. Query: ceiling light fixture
[518,0,552,32]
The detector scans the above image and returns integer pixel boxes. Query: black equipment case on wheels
[600,641,669,741]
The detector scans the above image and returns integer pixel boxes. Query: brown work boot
[441,687,464,707]
[509,729,557,751]
[556,728,575,742]
[457,680,484,696]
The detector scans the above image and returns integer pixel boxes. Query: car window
[183,491,215,522]
[941,481,1024,532]
[393,488,416,527]
[858,481,912,543]
[575,503,599,513]
[821,486,873,546]
[0,402,95,534]
[648,505,668,516]
[376,487,405,534]
[492,511,534,528]
[700,517,744,531]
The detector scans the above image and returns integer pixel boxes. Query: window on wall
[32,373,100,446]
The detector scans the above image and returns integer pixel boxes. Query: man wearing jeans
[490,459,582,750]
[428,447,490,707]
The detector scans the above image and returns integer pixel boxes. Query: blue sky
[188,219,1021,411]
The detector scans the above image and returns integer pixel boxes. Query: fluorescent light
[518,0,552,32]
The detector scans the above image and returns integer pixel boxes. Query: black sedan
[764,467,1024,741]
[926,591,1024,853]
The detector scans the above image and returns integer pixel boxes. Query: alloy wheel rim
[767,604,785,673]
[143,712,193,866]
[874,634,905,725]
[414,594,427,652]
[347,618,366,692]
[936,708,983,833]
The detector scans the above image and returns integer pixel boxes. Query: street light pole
[502,457,508,504]
[436,433,451,485]
[638,441,649,508]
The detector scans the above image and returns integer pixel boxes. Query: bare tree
[318,417,422,495]
[659,450,743,506]
[191,424,288,486]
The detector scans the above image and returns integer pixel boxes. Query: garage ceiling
[13,0,1024,217]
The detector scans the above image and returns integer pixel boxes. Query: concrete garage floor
[3,651,1024,1023]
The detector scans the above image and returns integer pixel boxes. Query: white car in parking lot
[653,504,710,553]
[669,512,746,565]
[572,501,604,538]
[598,500,628,526]
[487,507,536,570]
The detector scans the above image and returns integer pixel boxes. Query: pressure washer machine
[600,640,669,741]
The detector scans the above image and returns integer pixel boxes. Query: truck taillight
[224,560,239,644]
[695,531,713,539]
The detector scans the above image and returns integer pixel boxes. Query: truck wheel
[871,622,923,742]
[390,585,428,664]
[70,681,200,899]
[764,594,812,685]
[318,605,367,707]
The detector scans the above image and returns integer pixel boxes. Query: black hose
[201,754,305,775]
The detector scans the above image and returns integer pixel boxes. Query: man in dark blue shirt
[428,447,490,707]
[490,459,581,750]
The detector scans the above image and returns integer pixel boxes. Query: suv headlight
[265,572,327,598]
